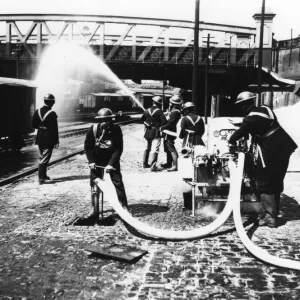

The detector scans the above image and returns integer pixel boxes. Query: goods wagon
[0,77,36,151]
[81,93,133,113]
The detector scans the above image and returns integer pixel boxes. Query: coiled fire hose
[233,153,300,270]
[95,157,241,240]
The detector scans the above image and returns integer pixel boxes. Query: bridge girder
[0,14,257,61]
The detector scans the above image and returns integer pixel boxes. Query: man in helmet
[140,96,167,172]
[229,91,297,228]
[84,108,128,220]
[32,93,59,185]
[179,101,205,147]
[160,94,182,171]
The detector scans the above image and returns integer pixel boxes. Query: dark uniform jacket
[84,123,123,170]
[229,105,297,167]
[160,108,181,140]
[179,112,205,146]
[141,106,167,140]
[32,105,59,149]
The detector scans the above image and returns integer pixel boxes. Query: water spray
[35,40,145,112]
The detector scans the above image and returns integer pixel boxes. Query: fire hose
[233,153,300,270]
[95,158,241,240]
[96,153,300,269]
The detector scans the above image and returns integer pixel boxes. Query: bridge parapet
[0,13,274,70]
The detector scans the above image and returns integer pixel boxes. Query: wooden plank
[85,244,148,262]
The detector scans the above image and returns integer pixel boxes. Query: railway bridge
[0,11,278,114]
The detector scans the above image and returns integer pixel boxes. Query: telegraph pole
[192,0,200,113]
[257,0,265,106]
[204,34,210,124]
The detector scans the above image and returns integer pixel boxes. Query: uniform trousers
[145,137,161,154]
[163,137,176,153]
[38,147,53,179]
[90,168,128,207]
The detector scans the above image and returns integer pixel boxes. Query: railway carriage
[0,77,36,151]
[81,92,134,113]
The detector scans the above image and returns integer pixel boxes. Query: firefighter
[140,96,167,172]
[84,108,128,219]
[229,91,297,228]
[32,93,59,185]
[179,101,205,148]
[160,94,182,171]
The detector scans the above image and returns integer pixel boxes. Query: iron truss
[0,14,259,67]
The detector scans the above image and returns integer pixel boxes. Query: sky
[1,0,299,41]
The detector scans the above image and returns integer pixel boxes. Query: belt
[260,126,280,139]
[39,126,48,130]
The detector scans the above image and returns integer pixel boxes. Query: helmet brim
[95,115,116,119]
[235,96,256,104]
[170,100,182,105]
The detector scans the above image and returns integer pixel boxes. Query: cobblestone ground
[1,123,300,299]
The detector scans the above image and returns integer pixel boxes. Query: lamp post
[257,0,266,106]
[192,0,200,113]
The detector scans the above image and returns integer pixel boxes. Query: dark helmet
[44,93,55,101]
[182,102,195,110]
[169,95,182,105]
[95,108,116,119]
[152,96,163,105]
[235,91,256,104]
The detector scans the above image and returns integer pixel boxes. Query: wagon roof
[0,77,37,88]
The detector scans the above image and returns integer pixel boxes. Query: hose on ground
[95,158,241,240]
[233,153,300,270]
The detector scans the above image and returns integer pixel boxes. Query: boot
[274,193,283,217]
[168,152,178,172]
[161,152,172,168]
[259,193,278,228]
[150,153,163,172]
[143,150,150,168]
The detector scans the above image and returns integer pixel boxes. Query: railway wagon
[0,77,36,151]
[81,92,134,113]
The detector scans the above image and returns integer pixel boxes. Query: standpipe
[95,158,241,240]
[233,153,300,270]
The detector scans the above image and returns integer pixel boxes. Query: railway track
[0,119,140,187]
[24,118,137,146]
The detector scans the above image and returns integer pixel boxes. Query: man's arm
[108,126,123,167]
[31,110,40,129]
[228,116,254,144]
[179,117,187,139]
[84,126,96,164]
[198,117,205,136]
[161,111,180,131]
[159,110,167,127]
[52,112,59,145]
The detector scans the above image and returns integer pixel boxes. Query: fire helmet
[182,102,195,110]
[235,91,256,104]
[152,96,163,105]
[169,95,182,105]
[95,108,116,119]
[44,93,55,101]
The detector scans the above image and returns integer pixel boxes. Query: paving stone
[0,124,300,299]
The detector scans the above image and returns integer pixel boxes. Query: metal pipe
[257,0,265,106]
[192,0,200,113]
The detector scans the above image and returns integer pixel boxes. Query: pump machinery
[178,117,259,216]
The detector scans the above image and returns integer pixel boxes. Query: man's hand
[89,163,96,169]
[54,143,59,149]
[105,165,115,173]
